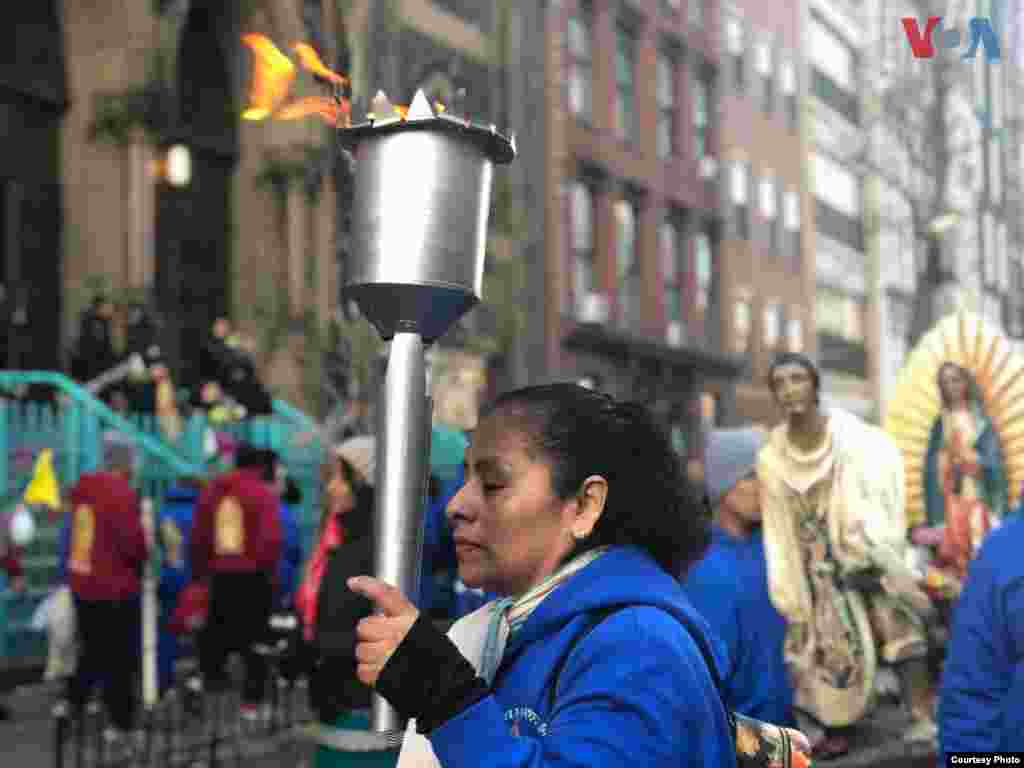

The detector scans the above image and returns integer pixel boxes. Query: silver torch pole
[338,89,516,745]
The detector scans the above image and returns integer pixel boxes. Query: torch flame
[241,33,296,120]
[241,33,350,126]
[291,43,347,87]
[276,95,351,126]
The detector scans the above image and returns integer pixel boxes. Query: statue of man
[757,352,937,755]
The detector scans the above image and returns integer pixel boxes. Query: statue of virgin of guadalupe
[919,362,1008,585]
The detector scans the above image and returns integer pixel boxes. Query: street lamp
[165,144,191,188]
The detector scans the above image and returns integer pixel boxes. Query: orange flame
[291,43,347,87]
[276,95,351,126]
[241,33,297,120]
[241,33,350,126]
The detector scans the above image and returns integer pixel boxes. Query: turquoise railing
[0,370,325,667]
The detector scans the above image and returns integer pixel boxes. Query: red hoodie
[67,471,149,600]
[190,468,282,581]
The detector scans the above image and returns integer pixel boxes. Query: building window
[725,15,745,91]
[984,211,996,286]
[570,180,595,318]
[688,0,703,27]
[656,50,676,159]
[809,16,858,124]
[693,75,709,160]
[615,25,636,141]
[763,301,781,349]
[784,188,801,264]
[756,36,774,114]
[695,230,712,313]
[661,0,682,16]
[760,172,778,252]
[660,216,683,326]
[615,197,639,329]
[734,296,752,354]
[787,312,803,352]
[780,55,797,127]
[816,289,863,342]
[567,6,592,120]
[730,160,749,239]
[990,138,1002,204]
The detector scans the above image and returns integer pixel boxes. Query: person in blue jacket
[682,427,795,728]
[938,512,1024,755]
[276,475,304,610]
[156,478,202,696]
[346,383,736,768]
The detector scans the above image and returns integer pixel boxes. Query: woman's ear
[571,475,608,539]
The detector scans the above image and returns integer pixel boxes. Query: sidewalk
[0,680,318,768]
[3,682,937,768]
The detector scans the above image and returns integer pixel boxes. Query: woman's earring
[573,529,587,541]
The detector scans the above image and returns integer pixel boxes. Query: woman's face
[324,460,355,517]
[940,365,968,405]
[446,409,601,596]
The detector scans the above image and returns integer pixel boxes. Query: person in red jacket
[65,441,149,737]
[190,444,283,717]
[1,538,24,721]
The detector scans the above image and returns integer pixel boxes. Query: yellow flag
[23,449,60,509]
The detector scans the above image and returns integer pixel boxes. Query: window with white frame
[813,152,860,217]
[984,211,997,285]
[615,197,638,329]
[733,296,752,354]
[567,6,593,119]
[570,180,595,317]
[779,53,797,127]
[695,230,712,312]
[810,17,854,91]
[656,50,676,158]
[693,74,710,160]
[660,216,683,325]
[763,301,781,348]
[816,288,863,342]
[688,0,703,27]
[725,13,745,91]
[786,311,803,352]
[784,188,800,263]
[990,138,1002,204]
[760,172,778,252]
[615,25,637,141]
[731,159,749,239]
[999,220,1008,288]
[756,34,774,113]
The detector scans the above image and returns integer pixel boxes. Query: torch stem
[370,331,431,736]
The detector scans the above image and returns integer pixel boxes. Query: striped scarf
[478,546,608,686]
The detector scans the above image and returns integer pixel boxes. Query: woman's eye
[483,484,503,494]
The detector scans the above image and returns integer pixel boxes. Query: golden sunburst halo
[882,310,1024,527]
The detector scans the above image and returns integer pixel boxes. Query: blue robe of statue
[923,406,1009,527]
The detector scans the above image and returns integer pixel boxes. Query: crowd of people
[68,296,273,425]
[0,355,1020,765]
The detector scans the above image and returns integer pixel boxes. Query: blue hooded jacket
[276,500,303,608]
[427,545,736,768]
[938,515,1024,754]
[682,525,795,726]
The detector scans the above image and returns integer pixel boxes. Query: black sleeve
[374,614,488,734]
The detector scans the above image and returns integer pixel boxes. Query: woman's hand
[347,576,420,688]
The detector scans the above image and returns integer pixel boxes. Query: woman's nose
[446,483,472,521]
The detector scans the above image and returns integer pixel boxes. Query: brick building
[716,0,812,427]
[528,0,744,462]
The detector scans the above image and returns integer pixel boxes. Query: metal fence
[0,371,326,670]
[52,625,315,768]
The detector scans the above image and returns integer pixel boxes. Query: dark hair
[235,444,278,484]
[482,383,709,576]
[323,454,375,540]
[768,352,821,404]
[283,476,303,504]
[936,361,982,409]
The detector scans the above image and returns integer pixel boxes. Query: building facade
[533,0,742,465]
[717,0,812,427]
[805,0,878,420]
